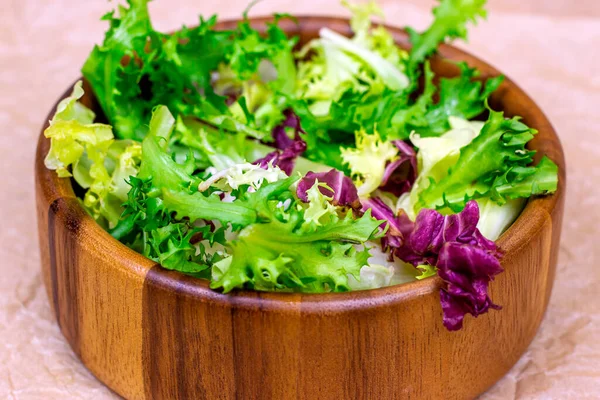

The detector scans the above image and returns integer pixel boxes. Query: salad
[43,0,558,330]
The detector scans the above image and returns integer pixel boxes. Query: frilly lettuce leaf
[414,107,559,212]
[177,118,247,171]
[318,27,409,91]
[44,82,112,178]
[82,0,294,140]
[296,39,363,116]
[407,0,488,69]
[388,62,502,139]
[44,82,142,228]
[343,0,406,65]
[210,209,380,293]
[198,162,287,192]
[161,189,258,228]
[302,181,339,227]
[341,128,399,197]
[295,1,408,119]
[137,107,198,191]
[399,116,483,218]
[213,15,298,133]
[110,176,223,274]
[412,63,504,137]
[227,15,297,93]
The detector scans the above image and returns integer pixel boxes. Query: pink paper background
[1,0,599,398]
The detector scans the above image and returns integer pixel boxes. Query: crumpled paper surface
[1,0,598,398]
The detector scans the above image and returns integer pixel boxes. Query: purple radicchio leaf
[437,242,503,331]
[361,199,504,331]
[403,201,503,331]
[254,110,306,175]
[360,197,413,250]
[297,169,361,209]
[394,201,501,266]
[379,140,418,197]
[272,109,304,149]
[254,140,307,175]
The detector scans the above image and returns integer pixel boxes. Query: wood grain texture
[35,17,566,400]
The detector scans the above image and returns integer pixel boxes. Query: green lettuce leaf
[399,116,483,218]
[288,1,410,150]
[227,15,297,91]
[294,0,408,134]
[110,176,221,274]
[318,27,409,91]
[131,140,381,292]
[476,197,525,241]
[211,207,380,293]
[407,0,488,69]
[215,14,298,133]
[161,189,258,228]
[341,128,398,196]
[82,0,293,141]
[414,107,559,212]
[137,107,198,192]
[388,62,503,139]
[44,82,112,178]
[44,82,142,228]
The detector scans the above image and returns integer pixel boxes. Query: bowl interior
[37,16,565,308]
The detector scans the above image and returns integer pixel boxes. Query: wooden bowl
[35,16,565,400]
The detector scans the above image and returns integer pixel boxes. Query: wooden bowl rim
[36,15,565,313]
